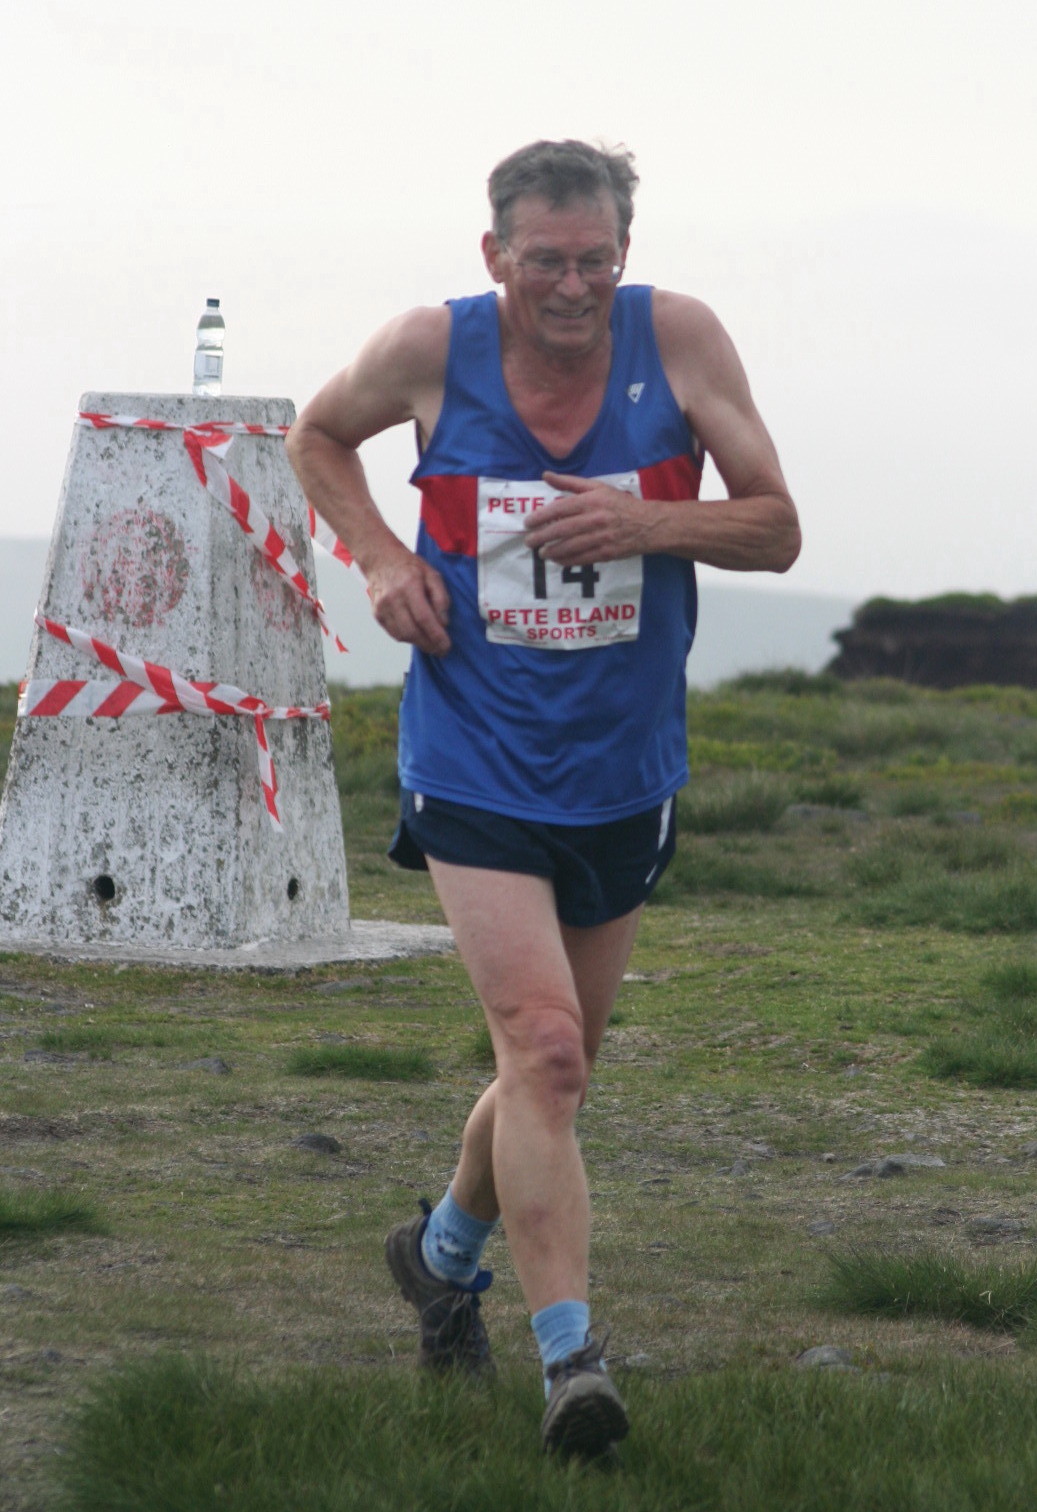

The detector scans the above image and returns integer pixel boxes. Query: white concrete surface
[0,919,455,972]
[0,393,351,950]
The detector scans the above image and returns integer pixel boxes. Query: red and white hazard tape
[307,504,359,574]
[20,613,330,833]
[19,412,364,832]
[77,412,362,648]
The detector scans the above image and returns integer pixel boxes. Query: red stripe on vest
[638,454,702,503]
[418,475,478,556]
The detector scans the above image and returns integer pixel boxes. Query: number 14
[531,552,601,601]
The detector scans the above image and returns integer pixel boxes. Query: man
[287,139,800,1459]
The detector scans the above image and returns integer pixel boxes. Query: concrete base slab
[0,918,454,972]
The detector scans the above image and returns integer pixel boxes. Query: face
[482,192,628,361]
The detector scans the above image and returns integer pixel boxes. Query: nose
[555,263,591,295]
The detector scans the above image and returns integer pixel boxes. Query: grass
[285,1043,436,1080]
[650,840,823,901]
[921,1033,1037,1089]
[982,961,1037,999]
[36,1024,235,1058]
[845,853,1037,934]
[792,773,866,809]
[466,1022,496,1066]
[681,772,791,833]
[0,1187,107,1237]
[820,1248,1037,1335]
[55,1352,1037,1512]
[0,673,1035,1509]
[920,964,1037,1087]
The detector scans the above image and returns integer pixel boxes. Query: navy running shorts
[389,789,677,928]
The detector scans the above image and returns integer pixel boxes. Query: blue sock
[531,1300,590,1397]
[420,1185,498,1286]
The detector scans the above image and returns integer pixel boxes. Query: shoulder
[345,303,451,423]
[649,289,754,412]
[295,304,453,447]
[355,303,452,386]
[650,290,736,368]
[646,291,792,504]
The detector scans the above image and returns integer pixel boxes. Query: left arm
[524,291,801,574]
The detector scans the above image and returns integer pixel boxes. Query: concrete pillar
[0,393,351,950]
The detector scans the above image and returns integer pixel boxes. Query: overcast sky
[3,0,1034,607]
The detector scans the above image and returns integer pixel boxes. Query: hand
[523,471,649,565]
[364,545,451,655]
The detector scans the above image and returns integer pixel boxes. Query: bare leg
[450,1081,499,1222]
[429,860,641,1313]
[451,906,642,1222]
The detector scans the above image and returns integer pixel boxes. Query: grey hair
[488,140,639,244]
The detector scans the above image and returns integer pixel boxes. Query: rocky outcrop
[827,596,1037,689]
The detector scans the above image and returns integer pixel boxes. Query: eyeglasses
[503,247,624,286]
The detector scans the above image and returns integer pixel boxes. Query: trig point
[0,393,355,958]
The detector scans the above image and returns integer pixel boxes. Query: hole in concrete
[93,875,116,903]
[287,878,300,901]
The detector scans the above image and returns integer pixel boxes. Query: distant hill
[0,537,852,690]
[315,559,853,689]
[829,594,1037,689]
[688,580,853,689]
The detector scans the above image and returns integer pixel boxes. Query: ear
[482,230,505,284]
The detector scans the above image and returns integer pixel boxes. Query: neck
[495,302,614,457]
[498,312,613,391]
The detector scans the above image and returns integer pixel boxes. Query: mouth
[545,305,593,322]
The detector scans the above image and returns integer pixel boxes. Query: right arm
[285,305,453,655]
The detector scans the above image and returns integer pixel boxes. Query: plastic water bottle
[192,298,225,397]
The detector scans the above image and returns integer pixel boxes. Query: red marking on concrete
[80,509,190,629]
[249,539,305,635]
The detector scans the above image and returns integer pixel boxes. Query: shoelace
[425,1288,491,1363]
[545,1326,612,1383]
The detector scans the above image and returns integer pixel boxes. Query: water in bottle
[192,298,225,397]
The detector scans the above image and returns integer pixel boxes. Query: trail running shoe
[384,1199,494,1378]
[541,1329,629,1459]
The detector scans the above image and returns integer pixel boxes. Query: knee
[495,1001,587,1105]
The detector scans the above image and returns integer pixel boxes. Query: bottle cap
[206,298,220,308]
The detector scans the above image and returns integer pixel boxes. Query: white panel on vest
[476,474,643,649]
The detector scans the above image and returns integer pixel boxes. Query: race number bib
[476,474,643,650]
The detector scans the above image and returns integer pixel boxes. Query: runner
[287,138,800,1458]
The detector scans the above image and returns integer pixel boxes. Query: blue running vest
[401,285,704,824]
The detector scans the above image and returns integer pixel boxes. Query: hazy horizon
[5,3,1035,607]
[0,535,854,691]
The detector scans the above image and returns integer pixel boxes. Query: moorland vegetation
[0,673,1036,1510]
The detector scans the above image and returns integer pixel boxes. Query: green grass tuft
[793,774,866,809]
[37,1024,239,1059]
[885,784,950,818]
[465,1023,496,1067]
[650,843,822,902]
[981,961,1037,1001]
[38,1026,174,1058]
[335,747,400,797]
[725,668,845,697]
[285,1044,435,1081]
[848,862,1037,934]
[55,1353,1037,1512]
[0,1187,107,1237]
[682,773,790,834]
[820,1248,1037,1333]
[921,1031,1037,1089]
